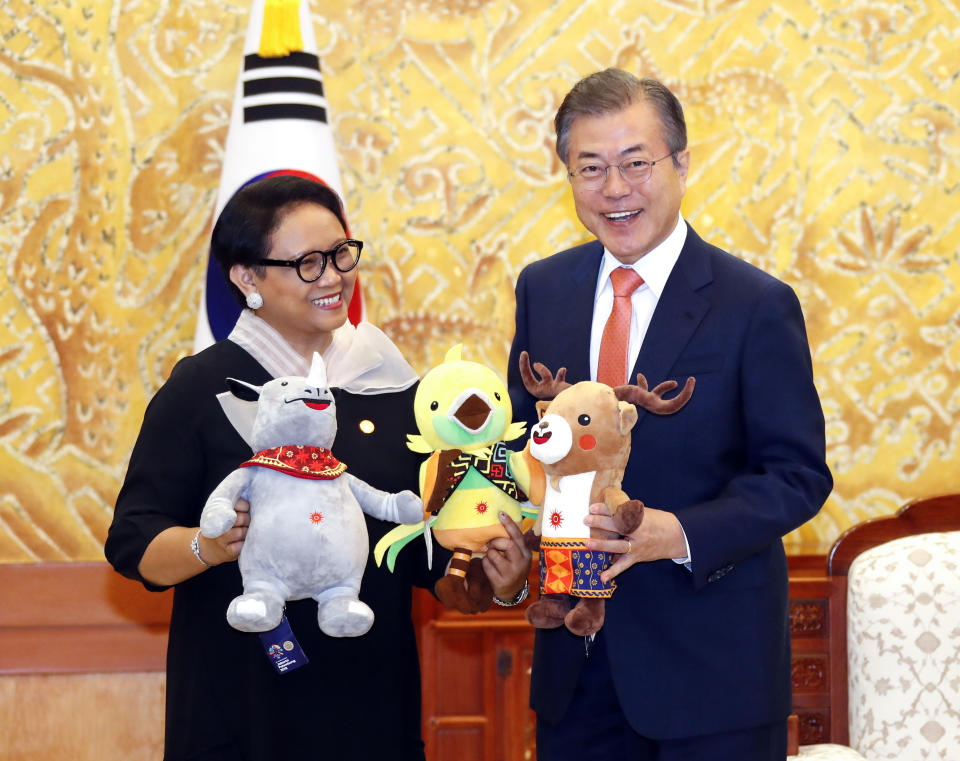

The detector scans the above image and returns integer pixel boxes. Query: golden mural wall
[0,0,957,562]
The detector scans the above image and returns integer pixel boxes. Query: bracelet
[493,579,529,607]
[191,529,213,567]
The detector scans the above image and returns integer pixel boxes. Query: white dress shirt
[589,212,687,383]
[587,212,692,566]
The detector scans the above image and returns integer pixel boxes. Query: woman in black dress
[106,175,528,760]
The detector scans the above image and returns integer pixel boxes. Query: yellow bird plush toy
[374,344,541,613]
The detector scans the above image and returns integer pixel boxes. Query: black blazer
[507,225,833,739]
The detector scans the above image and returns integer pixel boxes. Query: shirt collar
[596,213,687,300]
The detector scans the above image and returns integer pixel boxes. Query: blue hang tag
[258,616,309,674]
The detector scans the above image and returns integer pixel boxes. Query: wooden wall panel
[434,630,486,715]
[0,563,171,675]
[491,631,537,761]
[0,672,165,761]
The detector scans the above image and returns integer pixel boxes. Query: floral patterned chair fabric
[794,530,960,760]
[795,744,869,760]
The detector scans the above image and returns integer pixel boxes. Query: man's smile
[602,209,643,221]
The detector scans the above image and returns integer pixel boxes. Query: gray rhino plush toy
[200,352,422,637]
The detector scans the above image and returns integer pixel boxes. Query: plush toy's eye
[430,401,439,411]
[281,381,288,386]
[578,414,591,426]
[494,392,501,401]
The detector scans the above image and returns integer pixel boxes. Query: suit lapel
[632,226,712,425]
[549,241,603,384]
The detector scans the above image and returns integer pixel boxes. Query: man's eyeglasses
[256,239,363,283]
[568,152,676,190]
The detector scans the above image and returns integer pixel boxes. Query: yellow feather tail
[373,521,425,567]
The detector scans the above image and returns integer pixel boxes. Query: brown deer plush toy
[519,351,694,636]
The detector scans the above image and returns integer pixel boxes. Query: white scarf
[228,309,419,393]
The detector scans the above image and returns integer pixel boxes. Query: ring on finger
[625,539,633,555]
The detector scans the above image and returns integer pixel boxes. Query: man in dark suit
[505,69,833,760]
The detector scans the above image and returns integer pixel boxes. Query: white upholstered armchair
[792,495,960,760]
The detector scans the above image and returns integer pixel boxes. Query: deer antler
[614,373,695,414]
[519,351,571,400]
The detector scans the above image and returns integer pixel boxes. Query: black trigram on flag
[242,51,328,124]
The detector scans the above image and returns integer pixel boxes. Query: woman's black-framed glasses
[256,239,363,283]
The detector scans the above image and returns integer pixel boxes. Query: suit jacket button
[708,564,734,583]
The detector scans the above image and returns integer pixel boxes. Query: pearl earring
[246,291,263,310]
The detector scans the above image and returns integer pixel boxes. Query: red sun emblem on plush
[475,501,489,515]
[310,511,323,525]
[549,510,563,528]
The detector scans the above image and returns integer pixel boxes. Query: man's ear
[675,148,690,184]
[226,377,262,402]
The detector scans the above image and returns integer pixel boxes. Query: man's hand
[482,512,533,600]
[584,502,686,584]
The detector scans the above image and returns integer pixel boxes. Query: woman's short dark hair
[554,69,687,168]
[211,174,348,305]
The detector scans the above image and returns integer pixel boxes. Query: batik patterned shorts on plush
[539,537,616,598]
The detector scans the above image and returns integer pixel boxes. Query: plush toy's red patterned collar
[240,446,346,480]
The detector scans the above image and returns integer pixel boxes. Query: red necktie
[597,267,644,387]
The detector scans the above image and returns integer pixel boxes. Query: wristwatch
[492,579,529,607]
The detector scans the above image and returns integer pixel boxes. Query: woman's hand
[138,500,251,586]
[198,498,251,565]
